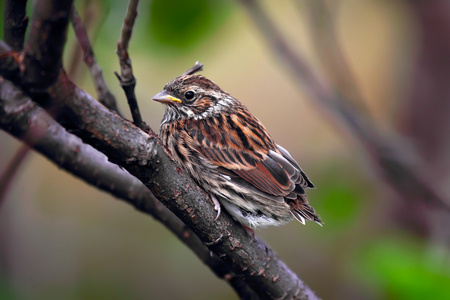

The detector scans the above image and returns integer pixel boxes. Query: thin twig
[67,1,108,81]
[115,0,145,130]
[0,77,259,300]
[0,143,30,207]
[70,4,121,114]
[238,0,450,212]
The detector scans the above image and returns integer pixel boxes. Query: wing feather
[185,115,309,198]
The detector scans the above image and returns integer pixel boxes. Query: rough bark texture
[0,0,320,299]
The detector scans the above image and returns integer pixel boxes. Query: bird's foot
[210,194,221,221]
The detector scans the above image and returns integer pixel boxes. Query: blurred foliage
[0,276,21,300]
[311,163,363,233]
[356,236,450,300]
[146,0,234,54]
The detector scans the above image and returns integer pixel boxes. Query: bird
[152,71,322,229]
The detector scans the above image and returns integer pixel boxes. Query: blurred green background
[1,0,449,299]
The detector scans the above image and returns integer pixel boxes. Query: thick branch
[47,72,316,299]
[1,41,314,299]
[3,0,29,51]
[0,77,258,299]
[1,1,319,297]
[21,0,73,91]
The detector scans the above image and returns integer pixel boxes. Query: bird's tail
[288,195,323,226]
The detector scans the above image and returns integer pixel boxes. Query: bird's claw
[211,194,221,221]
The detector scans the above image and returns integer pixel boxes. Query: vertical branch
[1,0,30,203]
[21,0,73,91]
[3,0,29,51]
[401,1,450,178]
[70,5,121,114]
[115,0,146,130]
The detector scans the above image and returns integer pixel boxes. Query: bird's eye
[184,91,195,101]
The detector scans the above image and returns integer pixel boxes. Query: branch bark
[115,0,144,129]
[54,72,317,299]
[21,0,72,91]
[70,4,121,114]
[0,77,259,299]
[0,1,320,299]
[3,0,28,51]
[0,63,318,299]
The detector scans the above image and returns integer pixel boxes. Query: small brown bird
[153,71,321,228]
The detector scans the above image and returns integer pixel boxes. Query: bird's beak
[152,90,182,104]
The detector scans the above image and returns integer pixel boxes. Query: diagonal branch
[0,1,320,298]
[0,77,259,299]
[0,65,317,298]
[238,0,450,212]
[70,4,121,114]
[0,143,30,207]
[0,45,320,300]
[53,71,318,299]
[300,0,369,114]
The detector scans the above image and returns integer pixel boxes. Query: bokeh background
[1,0,450,299]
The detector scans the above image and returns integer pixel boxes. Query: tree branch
[70,4,121,114]
[3,0,29,51]
[115,0,144,130]
[1,42,320,300]
[0,41,21,86]
[300,0,369,114]
[49,71,317,299]
[21,0,73,91]
[238,0,449,212]
[0,0,320,297]
[0,77,259,299]
[0,143,30,206]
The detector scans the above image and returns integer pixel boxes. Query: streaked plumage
[153,74,321,228]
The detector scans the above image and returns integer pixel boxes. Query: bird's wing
[185,114,313,198]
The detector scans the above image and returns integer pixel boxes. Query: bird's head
[153,75,236,124]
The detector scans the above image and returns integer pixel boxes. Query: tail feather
[288,195,323,226]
